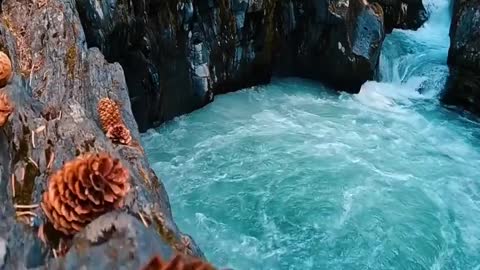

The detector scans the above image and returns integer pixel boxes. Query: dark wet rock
[74,0,429,130]
[370,0,427,33]
[47,212,175,270]
[274,0,386,93]
[0,0,201,268]
[443,0,480,113]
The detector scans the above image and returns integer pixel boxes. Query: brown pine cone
[41,153,130,235]
[97,97,122,132]
[0,91,14,127]
[141,254,216,270]
[106,123,132,145]
[0,52,12,88]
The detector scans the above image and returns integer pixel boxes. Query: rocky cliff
[371,0,427,33]
[0,0,427,269]
[75,0,429,132]
[443,0,480,115]
[0,0,202,268]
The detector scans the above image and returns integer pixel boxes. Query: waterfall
[355,0,451,110]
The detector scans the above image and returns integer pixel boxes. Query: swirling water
[143,1,480,269]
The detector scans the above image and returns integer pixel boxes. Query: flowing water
[143,1,480,269]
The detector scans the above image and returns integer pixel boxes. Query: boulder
[48,212,176,269]
[274,0,386,93]
[443,0,480,113]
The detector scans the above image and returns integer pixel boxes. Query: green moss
[66,44,76,79]
[3,17,13,31]
[152,213,182,251]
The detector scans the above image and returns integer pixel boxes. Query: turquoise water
[143,1,480,269]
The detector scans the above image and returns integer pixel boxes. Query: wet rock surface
[371,0,427,33]
[274,0,385,93]
[75,0,428,131]
[0,0,202,268]
[48,212,175,270]
[443,0,480,114]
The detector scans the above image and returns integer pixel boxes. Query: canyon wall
[0,0,201,268]
[75,0,426,132]
[443,0,480,115]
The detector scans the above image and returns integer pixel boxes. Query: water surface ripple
[143,1,480,269]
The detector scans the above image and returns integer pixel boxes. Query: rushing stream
[143,1,480,269]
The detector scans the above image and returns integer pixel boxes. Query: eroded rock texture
[0,0,201,268]
[75,0,412,131]
[443,0,480,114]
[48,212,176,269]
[371,0,427,33]
[274,0,385,92]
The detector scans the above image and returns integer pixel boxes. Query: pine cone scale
[98,98,122,131]
[0,91,14,127]
[41,153,130,235]
[141,254,216,270]
[0,52,12,88]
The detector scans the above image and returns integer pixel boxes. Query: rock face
[48,212,175,269]
[0,0,201,268]
[274,0,385,92]
[371,0,427,33]
[75,0,391,131]
[443,0,480,113]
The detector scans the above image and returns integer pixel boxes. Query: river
[143,1,480,269]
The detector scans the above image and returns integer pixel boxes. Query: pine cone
[0,52,12,88]
[106,124,132,145]
[97,98,122,132]
[141,254,216,270]
[41,153,130,235]
[0,91,14,127]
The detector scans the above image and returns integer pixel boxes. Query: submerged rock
[443,0,480,114]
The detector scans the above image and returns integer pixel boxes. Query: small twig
[47,151,55,170]
[35,125,46,133]
[139,212,148,227]
[38,225,47,244]
[42,70,49,81]
[14,204,39,209]
[29,63,34,87]
[15,211,37,217]
[11,173,15,198]
[19,167,25,183]
[31,130,36,148]
[28,157,39,169]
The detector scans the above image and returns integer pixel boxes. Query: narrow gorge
[144,1,480,269]
[0,0,479,269]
